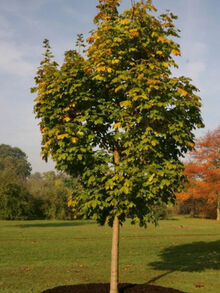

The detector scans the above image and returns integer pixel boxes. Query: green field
[1,216,220,293]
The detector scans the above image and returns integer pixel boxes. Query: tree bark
[110,149,120,293]
[217,197,220,221]
[110,215,120,293]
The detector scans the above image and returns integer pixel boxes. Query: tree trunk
[110,216,120,293]
[110,149,120,293]
[217,197,220,221]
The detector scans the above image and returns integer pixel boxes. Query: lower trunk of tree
[110,215,120,293]
[217,198,220,221]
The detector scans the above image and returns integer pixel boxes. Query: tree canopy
[0,144,32,179]
[32,1,204,291]
[177,127,220,219]
[0,145,33,220]
[32,0,203,227]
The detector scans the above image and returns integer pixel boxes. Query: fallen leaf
[24,267,30,271]
[195,284,204,288]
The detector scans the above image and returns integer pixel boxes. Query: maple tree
[178,127,220,220]
[32,1,203,292]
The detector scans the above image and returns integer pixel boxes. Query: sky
[0,0,219,172]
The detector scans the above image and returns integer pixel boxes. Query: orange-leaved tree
[178,127,220,220]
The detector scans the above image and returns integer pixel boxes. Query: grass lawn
[1,216,220,293]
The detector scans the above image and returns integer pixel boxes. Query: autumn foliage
[32,1,204,292]
[177,127,220,220]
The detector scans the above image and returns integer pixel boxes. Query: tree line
[0,144,77,220]
[1,126,219,221]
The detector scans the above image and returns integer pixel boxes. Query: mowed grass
[1,217,220,293]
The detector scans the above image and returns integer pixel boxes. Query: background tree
[0,144,32,179]
[0,144,76,220]
[0,144,33,219]
[32,1,203,292]
[177,127,220,220]
[27,171,74,220]
[0,166,34,220]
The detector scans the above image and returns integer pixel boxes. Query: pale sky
[0,0,219,172]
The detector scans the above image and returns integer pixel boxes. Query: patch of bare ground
[41,283,186,293]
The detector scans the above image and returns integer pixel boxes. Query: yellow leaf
[37,100,45,104]
[133,95,139,101]
[112,59,120,64]
[112,174,119,181]
[162,23,172,28]
[71,137,78,143]
[187,141,195,148]
[77,131,84,136]
[177,88,188,96]
[86,36,94,43]
[115,84,127,93]
[120,100,131,107]
[96,66,112,73]
[172,49,181,56]
[44,140,52,148]
[129,31,139,37]
[114,37,122,43]
[156,50,163,55]
[64,117,71,122]
[149,174,155,182]
[150,3,157,11]
[41,127,48,133]
[120,186,130,195]
[94,75,105,81]
[78,154,82,160]
[163,62,169,67]
[157,36,167,43]
[120,19,130,25]
[114,122,121,130]
[129,48,137,52]
[96,66,106,72]
[149,64,155,70]
[105,48,112,54]
[137,73,144,80]
[57,134,68,140]
[67,197,73,207]
[147,79,158,85]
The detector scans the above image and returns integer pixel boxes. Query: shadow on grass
[16,220,95,228]
[147,240,220,283]
[162,217,179,221]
